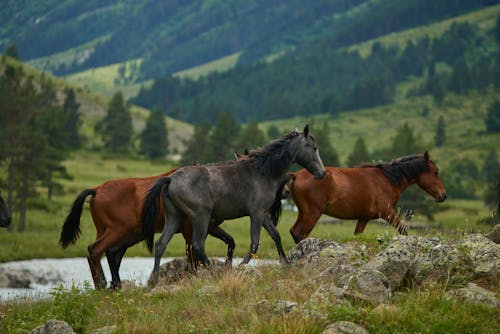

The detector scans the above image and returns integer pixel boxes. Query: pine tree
[140,110,168,159]
[207,112,240,162]
[181,122,212,165]
[237,120,266,152]
[485,99,500,133]
[97,92,133,154]
[62,88,81,149]
[267,125,280,140]
[483,150,500,183]
[5,44,19,59]
[347,137,370,166]
[314,122,340,166]
[389,122,423,158]
[434,115,446,147]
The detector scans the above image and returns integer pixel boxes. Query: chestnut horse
[0,193,11,228]
[59,168,236,289]
[289,152,447,243]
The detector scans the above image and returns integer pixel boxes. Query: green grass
[1,263,498,333]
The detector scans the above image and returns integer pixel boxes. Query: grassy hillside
[2,56,193,154]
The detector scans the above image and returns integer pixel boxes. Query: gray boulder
[31,320,75,334]
[460,234,499,280]
[323,321,369,334]
[445,283,499,308]
[488,224,500,244]
[343,268,391,305]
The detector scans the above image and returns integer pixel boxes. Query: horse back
[89,170,177,233]
[292,167,398,219]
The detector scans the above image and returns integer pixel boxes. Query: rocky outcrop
[31,319,75,334]
[323,321,369,334]
[286,228,499,312]
[0,267,62,288]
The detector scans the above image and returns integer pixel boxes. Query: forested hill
[1,0,495,82]
[131,6,500,124]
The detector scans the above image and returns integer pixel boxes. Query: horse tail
[60,188,96,249]
[142,176,171,253]
[269,174,294,226]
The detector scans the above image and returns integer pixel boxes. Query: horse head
[416,151,447,202]
[292,125,326,180]
[0,194,11,228]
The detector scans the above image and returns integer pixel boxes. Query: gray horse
[142,125,326,285]
[0,193,11,228]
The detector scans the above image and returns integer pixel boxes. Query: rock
[488,224,500,244]
[364,236,417,291]
[302,284,351,319]
[445,283,500,308]
[287,238,345,264]
[31,319,75,334]
[0,267,35,288]
[87,325,118,334]
[460,234,500,280]
[150,257,225,286]
[273,300,298,313]
[343,269,391,305]
[323,321,369,334]
[287,238,362,268]
[410,237,473,287]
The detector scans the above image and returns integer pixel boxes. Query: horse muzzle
[436,193,447,203]
[314,169,327,180]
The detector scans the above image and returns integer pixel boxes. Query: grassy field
[0,151,494,263]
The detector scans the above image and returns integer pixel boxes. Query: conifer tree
[347,137,370,166]
[483,150,500,183]
[485,99,500,133]
[181,122,212,165]
[267,125,280,140]
[97,92,133,154]
[207,112,240,162]
[314,122,340,166]
[140,110,168,159]
[62,88,81,149]
[237,120,266,152]
[434,115,446,147]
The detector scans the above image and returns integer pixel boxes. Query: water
[0,257,276,302]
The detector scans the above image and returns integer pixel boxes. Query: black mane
[361,154,429,185]
[246,130,300,177]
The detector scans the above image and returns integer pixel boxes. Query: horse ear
[424,151,429,161]
[303,124,310,137]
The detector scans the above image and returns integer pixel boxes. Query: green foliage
[96,91,133,154]
[485,99,500,133]
[237,120,267,151]
[139,110,168,159]
[62,88,81,149]
[435,115,446,147]
[181,121,212,165]
[5,43,19,59]
[207,112,240,162]
[347,137,370,167]
[313,122,340,166]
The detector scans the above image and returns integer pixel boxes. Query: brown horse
[289,152,447,243]
[59,168,236,289]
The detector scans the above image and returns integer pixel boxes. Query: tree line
[132,17,500,124]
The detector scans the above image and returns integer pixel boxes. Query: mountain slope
[2,0,496,83]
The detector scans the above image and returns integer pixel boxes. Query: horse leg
[290,208,322,243]
[241,214,264,265]
[106,232,143,289]
[354,218,369,234]
[386,209,407,235]
[88,230,132,289]
[151,217,182,287]
[263,219,287,264]
[190,215,210,268]
[208,224,235,267]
